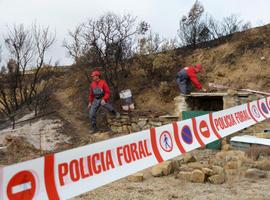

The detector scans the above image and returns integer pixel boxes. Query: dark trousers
[176,69,192,94]
[89,98,115,127]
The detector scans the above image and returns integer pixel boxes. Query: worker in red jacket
[176,64,206,94]
[88,70,120,133]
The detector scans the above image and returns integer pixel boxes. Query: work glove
[87,103,92,109]
[101,99,106,106]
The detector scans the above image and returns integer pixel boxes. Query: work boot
[89,123,98,134]
[112,110,121,119]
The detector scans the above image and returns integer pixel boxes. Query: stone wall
[174,96,190,119]
[108,113,179,134]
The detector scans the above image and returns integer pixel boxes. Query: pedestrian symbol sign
[159,131,173,152]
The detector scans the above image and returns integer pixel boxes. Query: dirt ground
[73,149,270,200]
[73,173,270,200]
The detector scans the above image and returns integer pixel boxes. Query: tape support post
[0,97,270,200]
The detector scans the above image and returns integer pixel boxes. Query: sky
[0,0,270,66]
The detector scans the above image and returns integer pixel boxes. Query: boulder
[208,174,225,184]
[188,162,207,170]
[138,118,148,126]
[122,125,130,133]
[176,171,192,182]
[171,159,181,171]
[183,153,197,163]
[117,126,123,133]
[127,173,144,182]
[190,170,205,183]
[255,160,270,171]
[178,165,193,172]
[202,168,214,176]
[110,125,118,133]
[211,165,225,177]
[131,123,140,132]
[149,121,162,127]
[245,168,267,179]
[151,161,173,177]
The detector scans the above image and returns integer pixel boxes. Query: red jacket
[89,79,110,103]
[185,66,202,89]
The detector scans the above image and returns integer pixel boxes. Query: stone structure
[107,112,179,134]
[174,91,264,121]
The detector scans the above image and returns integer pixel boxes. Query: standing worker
[176,64,206,95]
[88,70,120,133]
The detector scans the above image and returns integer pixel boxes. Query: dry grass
[246,146,270,160]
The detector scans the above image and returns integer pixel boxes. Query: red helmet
[91,70,101,77]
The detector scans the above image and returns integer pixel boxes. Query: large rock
[190,170,205,183]
[131,123,140,132]
[208,174,225,184]
[255,160,270,171]
[110,125,118,133]
[127,173,144,182]
[117,126,123,133]
[188,162,207,170]
[202,168,214,176]
[149,121,162,127]
[122,125,130,133]
[178,165,193,172]
[171,158,182,171]
[183,153,197,163]
[137,118,148,128]
[245,168,267,179]
[176,171,192,182]
[151,161,173,177]
[211,165,225,177]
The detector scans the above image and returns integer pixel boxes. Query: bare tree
[0,47,6,75]
[177,0,210,47]
[206,16,223,39]
[63,25,87,63]
[0,23,55,126]
[135,30,177,80]
[207,14,252,38]
[27,24,55,104]
[137,32,164,54]
[221,15,243,35]
[64,13,148,99]
[0,66,6,74]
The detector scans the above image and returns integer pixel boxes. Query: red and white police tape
[1,97,270,200]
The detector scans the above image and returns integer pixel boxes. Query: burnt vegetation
[0,1,255,127]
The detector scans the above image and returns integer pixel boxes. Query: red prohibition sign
[159,131,173,152]
[7,170,36,200]
[199,120,210,138]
